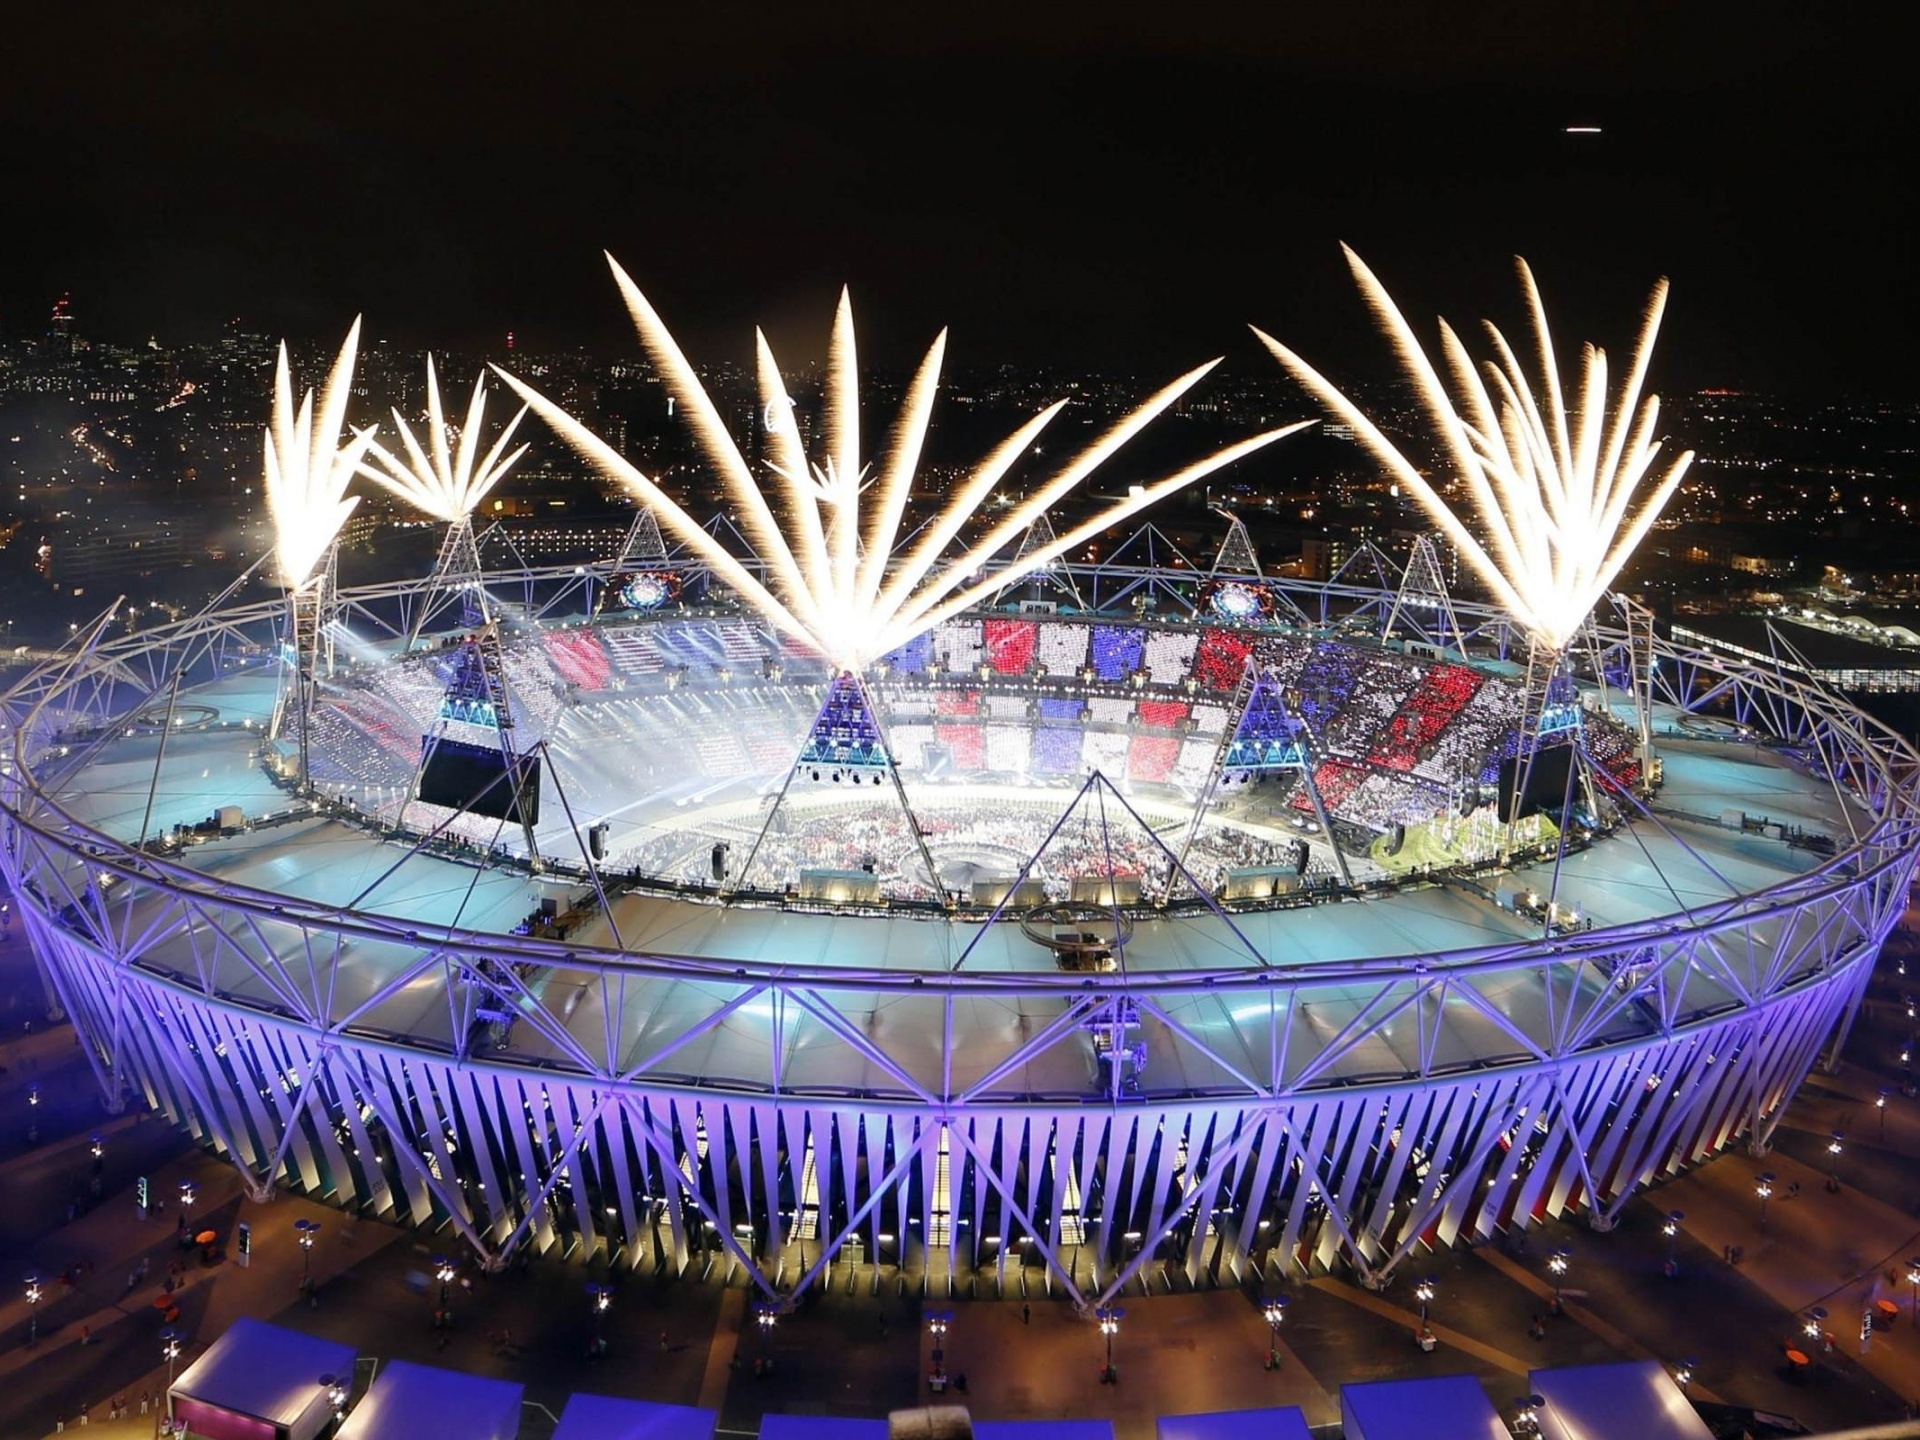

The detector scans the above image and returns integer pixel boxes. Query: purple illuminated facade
[3,545,1914,1311]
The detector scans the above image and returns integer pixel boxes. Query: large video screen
[417,736,542,825]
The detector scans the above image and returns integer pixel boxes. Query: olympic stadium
[3,255,1918,1315]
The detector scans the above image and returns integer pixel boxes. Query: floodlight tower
[357,357,529,646]
[1256,249,1693,867]
[262,322,377,794]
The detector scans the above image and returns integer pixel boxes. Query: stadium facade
[3,547,1915,1312]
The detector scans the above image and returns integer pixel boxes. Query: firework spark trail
[1254,246,1694,652]
[497,255,1304,671]
[357,357,530,523]
[264,319,377,589]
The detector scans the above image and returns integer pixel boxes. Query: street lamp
[1674,1360,1695,1395]
[1414,1277,1436,1325]
[1803,1305,1829,1352]
[1515,1394,1545,1437]
[1755,1172,1775,1231]
[1262,1296,1286,1371]
[1879,1089,1892,1146]
[294,1218,320,1287]
[1909,1259,1920,1324]
[585,1281,613,1357]
[1097,1305,1123,1384]
[179,1180,197,1227]
[161,1326,183,1424]
[1662,1211,1685,1275]
[756,1301,779,1350]
[25,1274,42,1347]
[319,1374,347,1435]
[1547,1248,1570,1310]
[926,1309,949,1373]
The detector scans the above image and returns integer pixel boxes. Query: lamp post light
[587,1282,613,1357]
[1879,1089,1892,1146]
[1662,1211,1685,1275]
[161,1326,183,1424]
[1546,1249,1570,1311]
[1674,1360,1696,1395]
[1756,1172,1775,1231]
[1804,1305,1829,1352]
[1414,1277,1436,1325]
[1515,1394,1546,1437]
[1262,1296,1286,1371]
[927,1309,950,1372]
[294,1218,320,1287]
[179,1180,197,1228]
[1908,1259,1920,1323]
[1097,1305,1123,1384]
[25,1274,43,1347]
[319,1374,347,1435]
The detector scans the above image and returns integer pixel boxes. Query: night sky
[1,2,1910,395]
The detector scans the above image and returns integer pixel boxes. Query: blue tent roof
[170,1317,358,1428]
[336,1359,523,1440]
[1156,1406,1314,1440]
[554,1394,717,1440]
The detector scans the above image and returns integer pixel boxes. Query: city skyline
[0,4,1912,398]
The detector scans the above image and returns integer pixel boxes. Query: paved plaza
[6,905,1920,1439]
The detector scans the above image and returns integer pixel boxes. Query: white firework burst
[357,357,530,524]
[263,319,377,589]
[1255,247,1694,652]
[496,255,1308,671]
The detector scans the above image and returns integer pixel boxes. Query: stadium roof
[1673,614,1920,681]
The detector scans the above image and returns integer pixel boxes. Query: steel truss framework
[3,548,1917,1315]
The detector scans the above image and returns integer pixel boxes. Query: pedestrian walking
[53,1412,63,1433]
[1022,1302,1031,1325]
[140,1391,151,1415]
[113,1396,126,1419]
[78,1325,90,1346]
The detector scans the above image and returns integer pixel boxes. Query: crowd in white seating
[304,612,1591,868]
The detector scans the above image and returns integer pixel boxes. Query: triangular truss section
[268,541,341,794]
[407,516,490,646]
[731,671,946,906]
[1500,642,1598,860]
[407,621,544,860]
[955,770,1266,969]
[1210,510,1261,576]
[1167,660,1353,890]
[1222,669,1312,771]
[994,512,1085,609]
[616,507,669,568]
[1385,534,1464,655]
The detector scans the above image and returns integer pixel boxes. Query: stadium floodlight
[263,320,376,590]
[497,256,1307,672]
[1254,247,1694,653]
[358,357,529,524]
